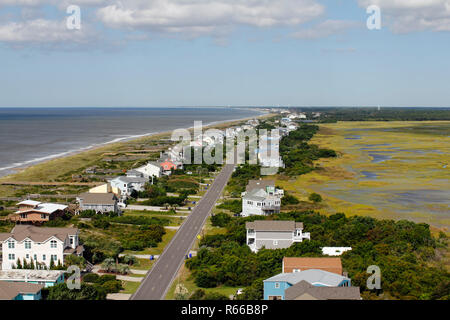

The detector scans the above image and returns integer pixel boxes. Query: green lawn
[121,281,141,294]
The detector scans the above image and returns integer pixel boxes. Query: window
[50,240,57,248]
[42,255,46,261]
[293,269,301,273]
[41,214,46,219]
[51,255,58,261]
[8,240,15,249]
[70,237,74,245]
[34,254,37,260]
[274,282,280,289]
[26,254,29,259]
[24,241,31,249]
[8,254,15,260]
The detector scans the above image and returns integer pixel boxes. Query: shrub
[211,213,231,227]
[308,193,322,203]
[82,273,100,283]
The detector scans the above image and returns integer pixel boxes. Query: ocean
[0,107,263,177]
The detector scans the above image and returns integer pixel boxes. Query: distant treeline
[289,107,450,121]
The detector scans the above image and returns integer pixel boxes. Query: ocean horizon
[0,107,263,177]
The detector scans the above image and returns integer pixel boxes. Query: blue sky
[1,0,450,107]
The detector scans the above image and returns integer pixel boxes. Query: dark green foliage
[279,125,336,177]
[217,200,242,214]
[187,211,450,300]
[281,194,300,205]
[226,164,261,196]
[119,224,166,251]
[309,193,322,203]
[211,212,232,227]
[46,283,106,300]
[82,273,100,283]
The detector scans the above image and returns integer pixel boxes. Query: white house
[241,180,284,217]
[109,175,147,198]
[321,247,352,256]
[245,220,310,253]
[0,225,83,270]
[135,161,162,180]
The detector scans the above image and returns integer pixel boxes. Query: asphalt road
[130,162,236,300]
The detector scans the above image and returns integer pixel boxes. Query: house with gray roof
[77,192,119,214]
[263,269,356,300]
[109,175,147,199]
[241,180,284,217]
[245,220,310,253]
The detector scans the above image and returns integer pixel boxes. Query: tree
[16,258,22,269]
[101,258,115,272]
[47,283,106,300]
[29,258,35,270]
[309,193,322,203]
[49,257,55,270]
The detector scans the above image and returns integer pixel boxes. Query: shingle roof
[264,269,349,287]
[246,220,303,232]
[0,281,44,300]
[0,225,78,243]
[246,180,275,192]
[283,257,343,275]
[285,280,360,300]
[77,193,117,205]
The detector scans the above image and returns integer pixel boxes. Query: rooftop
[78,192,117,205]
[16,202,67,214]
[283,257,343,275]
[264,269,349,287]
[246,220,303,232]
[0,281,44,300]
[285,280,360,300]
[0,225,78,243]
[246,180,275,193]
[0,269,65,282]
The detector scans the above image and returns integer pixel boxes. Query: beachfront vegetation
[280,124,336,176]
[185,211,450,300]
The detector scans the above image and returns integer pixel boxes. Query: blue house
[0,281,44,300]
[263,269,352,300]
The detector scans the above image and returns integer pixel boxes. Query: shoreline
[0,111,271,182]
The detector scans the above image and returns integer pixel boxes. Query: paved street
[130,162,235,300]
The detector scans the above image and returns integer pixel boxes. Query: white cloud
[96,0,325,37]
[0,18,96,46]
[358,0,450,33]
[290,20,360,39]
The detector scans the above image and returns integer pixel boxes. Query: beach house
[241,180,284,217]
[76,193,119,214]
[263,269,356,300]
[9,200,68,225]
[135,161,162,180]
[0,225,83,270]
[245,220,310,253]
[0,281,44,300]
[109,175,147,198]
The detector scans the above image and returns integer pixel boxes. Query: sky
[0,0,450,108]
